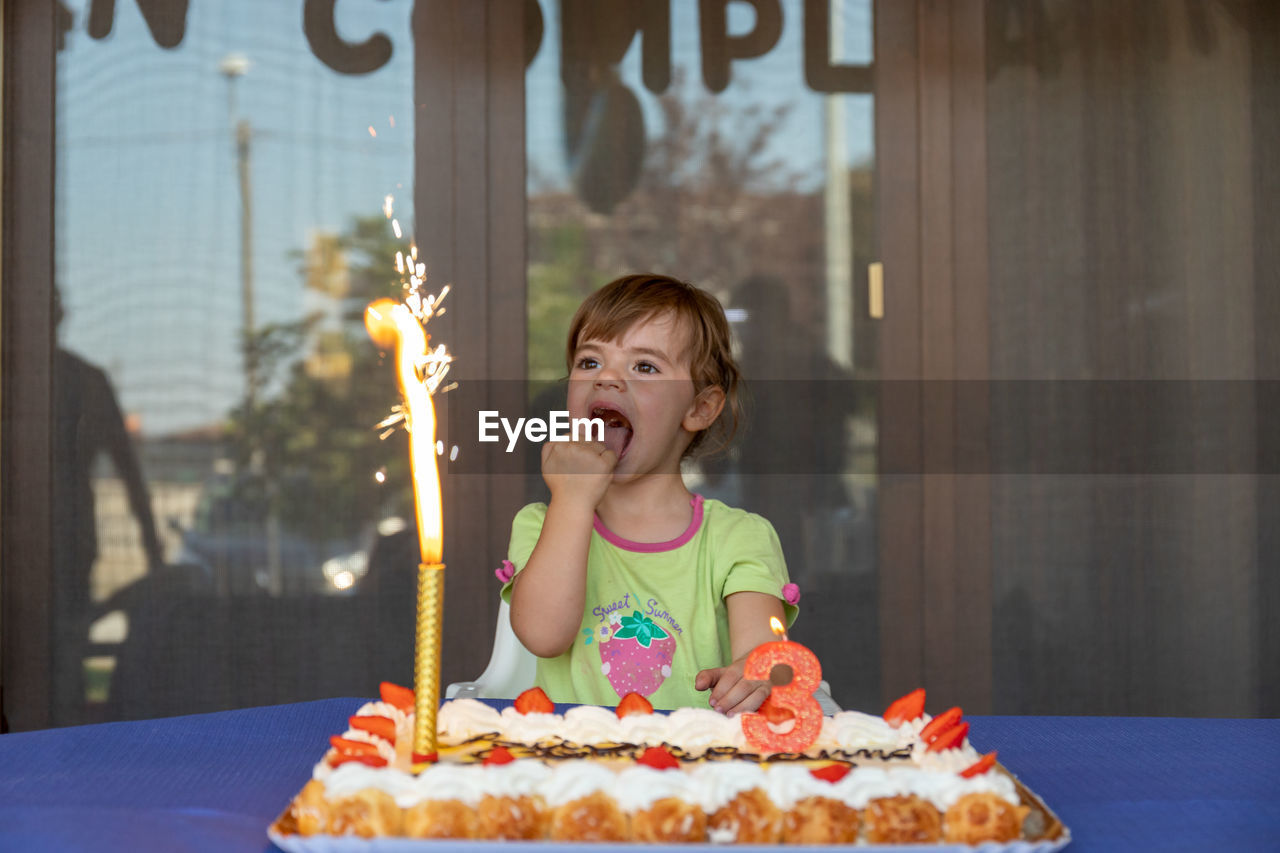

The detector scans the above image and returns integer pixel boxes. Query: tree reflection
[222,214,412,549]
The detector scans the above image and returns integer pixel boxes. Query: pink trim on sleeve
[593,494,705,553]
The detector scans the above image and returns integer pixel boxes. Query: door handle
[869,261,884,319]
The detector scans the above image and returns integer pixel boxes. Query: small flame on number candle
[770,616,787,642]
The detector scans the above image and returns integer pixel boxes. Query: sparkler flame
[364,266,452,564]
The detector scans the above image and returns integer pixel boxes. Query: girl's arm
[509,440,616,657]
[694,591,787,715]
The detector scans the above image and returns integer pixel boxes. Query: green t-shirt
[501,495,796,710]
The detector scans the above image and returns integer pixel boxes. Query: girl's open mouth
[591,406,633,459]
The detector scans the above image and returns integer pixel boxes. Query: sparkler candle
[740,616,823,753]
[365,288,452,766]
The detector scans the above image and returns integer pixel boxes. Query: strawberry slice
[926,720,970,752]
[920,707,963,743]
[483,746,516,766]
[330,735,380,756]
[379,681,415,712]
[349,715,396,743]
[328,752,388,769]
[883,688,926,726]
[960,751,998,777]
[513,686,555,715]
[637,746,680,771]
[809,763,853,783]
[616,692,654,719]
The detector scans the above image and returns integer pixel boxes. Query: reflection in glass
[52,287,164,725]
[525,0,879,708]
[53,0,418,723]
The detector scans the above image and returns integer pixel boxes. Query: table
[0,699,1276,851]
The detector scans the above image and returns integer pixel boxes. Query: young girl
[501,274,797,714]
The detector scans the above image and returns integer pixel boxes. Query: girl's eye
[634,361,658,375]
[575,356,599,370]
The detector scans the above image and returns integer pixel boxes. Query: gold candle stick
[413,562,445,766]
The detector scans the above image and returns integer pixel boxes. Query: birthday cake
[270,684,1067,846]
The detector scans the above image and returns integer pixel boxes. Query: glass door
[45,0,420,726]
[523,0,883,708]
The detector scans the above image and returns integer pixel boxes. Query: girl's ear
[683,385,726,432]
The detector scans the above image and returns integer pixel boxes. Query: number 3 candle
[741,617,823,753]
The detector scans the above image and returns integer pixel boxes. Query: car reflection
[169,473,385,596]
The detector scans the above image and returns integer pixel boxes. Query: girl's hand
[541,439,616,512]
[695,659,771,717]
[699,591,789,716]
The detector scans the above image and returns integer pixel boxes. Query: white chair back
[444,599,538,700]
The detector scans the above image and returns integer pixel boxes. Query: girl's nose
[594,364,624,388]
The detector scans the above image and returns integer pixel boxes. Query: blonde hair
[566,274,741,458]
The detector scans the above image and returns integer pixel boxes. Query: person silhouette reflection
[51,287,164,725]
[724,275,855,579]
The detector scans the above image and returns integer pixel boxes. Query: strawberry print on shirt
[596,608,676,698]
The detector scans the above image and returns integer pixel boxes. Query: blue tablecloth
[0,700,1276,852]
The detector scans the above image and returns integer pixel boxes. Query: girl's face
[567,312,721,483]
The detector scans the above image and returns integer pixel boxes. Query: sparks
[376,410,407,432]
